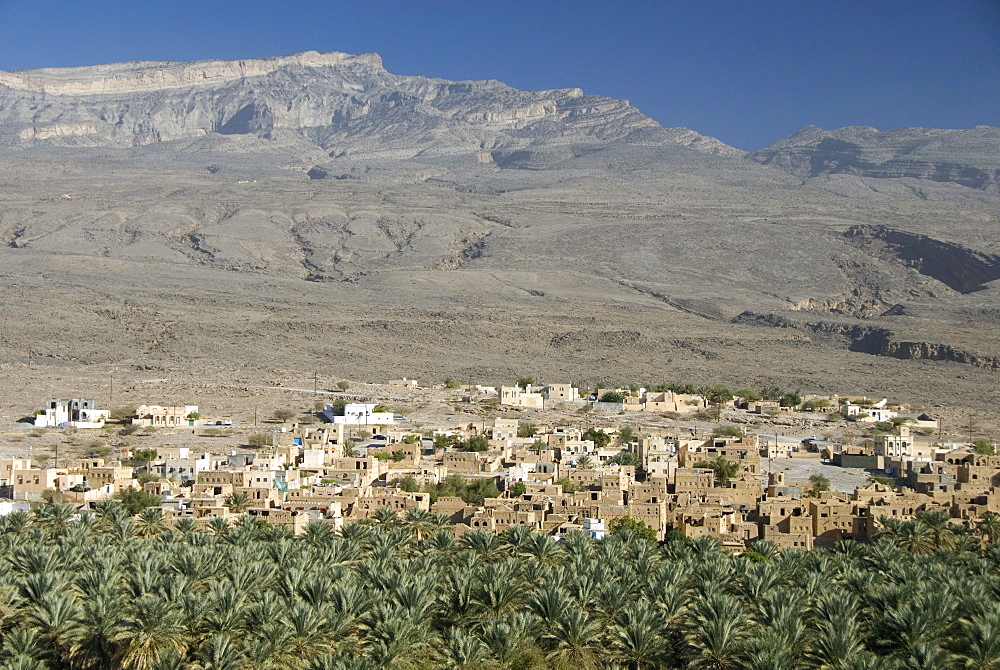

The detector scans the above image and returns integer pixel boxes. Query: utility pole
[253,405,258,427]
[110,373,114,405]
[313,372,318,396]
[969,413,974,445]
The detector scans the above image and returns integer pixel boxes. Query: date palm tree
[439,628,489,670]
[543,607,604,669]
[225,492,251,515]
[136,508,166,539]
[611,600,666,669]
[977,512,1000,545]
[115,595,189,670]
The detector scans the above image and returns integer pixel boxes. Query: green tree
[516,377,535,390]
[113,487,162,516]
[460,434,489,452]
[972,439,996,456]
[517,423,538,438]
[583,428,611,450]
[608,516,657,542]
[512,481,527,496]
[761,386,784,401]
[780,392,802,408]
[247,433,272,448]
[225,491,251,514]
[705,386,732,406]
[272,409,295,422]
[556,477,578,494]
[132,448,158,474]
[575,455,594,470]
[443,377,461,390]
[693,456,740,487]
[808,473,831,496]
[617,426,635,444]
[712,425,745,437]
[599,391,626,403]
[394,475,420,492]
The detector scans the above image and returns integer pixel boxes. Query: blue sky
[0,0,996,150]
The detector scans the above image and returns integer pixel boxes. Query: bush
[109,407,136,423]
[83,443,112,459]
[712,425,745,437]
[599,391,626,404]
[248,433,273,448]
[868,474,896,487]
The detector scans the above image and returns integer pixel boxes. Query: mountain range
[0,51,997,409]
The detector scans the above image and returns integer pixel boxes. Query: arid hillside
[0,53,997,410]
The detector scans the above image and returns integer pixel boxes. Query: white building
[843,399,896,423]
[500,386,544,409]
[322,403,395,426]
[582,518,606,540]
[34,399,110,429]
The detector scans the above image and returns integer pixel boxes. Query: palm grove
[1,502,1000,669]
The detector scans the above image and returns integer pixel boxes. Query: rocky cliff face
[750,125,1000,190]
[0,50,740,158]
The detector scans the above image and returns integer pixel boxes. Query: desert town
[3,378,998,550]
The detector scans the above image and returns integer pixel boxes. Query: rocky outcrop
[749,125,1000,190]
[844,225,1000,294]
[0,51,738,158]
[733,311,1000,369]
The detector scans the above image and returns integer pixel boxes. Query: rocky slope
[750,125,1000,191]
[0,51,740,159]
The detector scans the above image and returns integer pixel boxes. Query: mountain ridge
[0,50,743,158]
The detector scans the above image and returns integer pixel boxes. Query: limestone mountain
[0,50,739,158]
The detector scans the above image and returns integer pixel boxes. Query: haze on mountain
[0,51,997,408]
